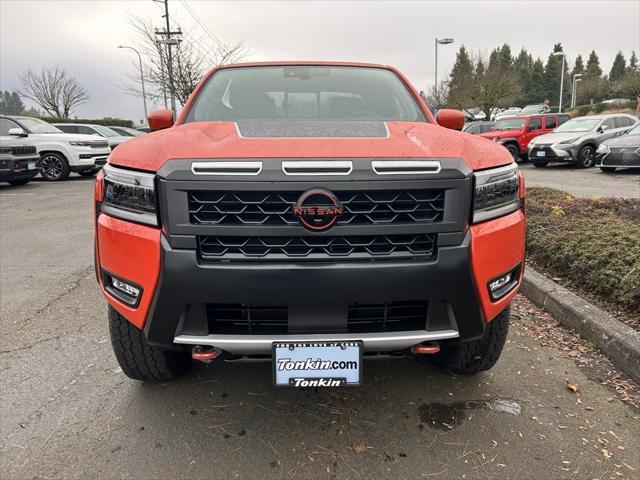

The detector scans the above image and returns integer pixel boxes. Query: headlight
[472,163,520,223]
[102,163,158,226]
[555,138,578,146]
[596,144,610,154]
[69,141,93,147]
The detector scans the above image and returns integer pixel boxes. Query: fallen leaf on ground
[353,441,366,454]
[566,382,579,393]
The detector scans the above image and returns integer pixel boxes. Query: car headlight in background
[555,138,579,147]
[69,140,94,147]
[472,163,520,223]
[102,163,158,226]
[596,144,610,154]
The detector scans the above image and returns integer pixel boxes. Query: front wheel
[108,306,191,381]
[505,143,520,162]
[431,306,510,374]
[599,166,616,173]
[577,145,595,168]
[40,152,70,181]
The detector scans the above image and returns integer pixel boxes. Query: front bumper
[95,159,525,354]
[67,147,110,169]
[0,156,40,181]
[528,145,578,162]
[596,150,640,168]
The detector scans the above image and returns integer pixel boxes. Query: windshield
[626,124,640,135]
[494,118,526,130]
[92,125,121,137]
[184,66,427,123]
[554,118,600,133]
[18,117,62,134]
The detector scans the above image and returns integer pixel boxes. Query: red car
[94,62,525,387]
[481,113,571,161]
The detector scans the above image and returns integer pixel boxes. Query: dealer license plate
[273,342,362,387]
[536,151,546,157]
[27,162,36,170]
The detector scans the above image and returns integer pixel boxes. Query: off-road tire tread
[431,306,510,374]
[108,306,190,381]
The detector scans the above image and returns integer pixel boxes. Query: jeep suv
[95,62,526,386]
[480,113,571,161]
[0,136,40,185]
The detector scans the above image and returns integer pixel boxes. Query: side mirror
[8,127,27,137]
[148,109,174,131]
[599,124,609,133]
[436,109,465,131]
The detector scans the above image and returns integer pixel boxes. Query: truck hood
[479,130,523,140]
[109,120,513,172]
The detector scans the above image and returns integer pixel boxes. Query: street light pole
[118,45,148,126]
[553,51,566,113]
[571,74,582,108]
[434,38,454,102]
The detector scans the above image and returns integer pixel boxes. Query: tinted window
[528,118,542,131]
[466,125,479,133]
[544,117,556,129]
[185,66,426,123]
[614,116,634,128]
[601,118,616,130]
[58,125,78,134]
[480,124,493,133]
[0,118,19,136]
[78,126,98,136]
[557,115,570,126]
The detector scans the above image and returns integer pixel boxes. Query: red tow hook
[411,342,440,355]
[191,346,222,363]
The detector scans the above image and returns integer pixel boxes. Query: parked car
[96,61,525,384]
[463,121,495,134]
[136,127,151,133]
[495,108,522,120]
[53,123,131,150]
[108,126,146,137]
[595,122,640,172]
[601,98,632,108]
[464,108,486,121]
[480,113,571,161]
[0,116,111,181]
[521,104,550,115]
[0,136,40,186]
[528,114,639,168]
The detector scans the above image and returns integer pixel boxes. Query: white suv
[0,116,111,181]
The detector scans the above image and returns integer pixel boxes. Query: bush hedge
[526,188,640,315]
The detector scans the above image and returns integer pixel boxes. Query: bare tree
[422,81,449,111]
[120,15,249,108]
[18,66,89,119]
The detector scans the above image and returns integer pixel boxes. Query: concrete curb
[521,267,640,383]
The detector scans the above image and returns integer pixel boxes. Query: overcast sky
[1,0,639,124]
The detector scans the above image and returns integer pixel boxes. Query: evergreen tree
[0,91,25,115]
[571,55,585,78]
[526,59,546,104]
[543,43,570,107]
[514,49,533,105]
[585,50,603,78]
[628,51,639,72]
[446,45,476,109]
[609,51,626,83]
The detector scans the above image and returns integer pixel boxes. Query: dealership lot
[1,177,639,479]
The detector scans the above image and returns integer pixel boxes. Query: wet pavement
[1,177,639,479]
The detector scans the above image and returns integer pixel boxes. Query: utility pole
[154,0,181,113]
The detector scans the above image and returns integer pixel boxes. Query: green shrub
[593,102,606,113]
[576,104,592,116]
[526,188,640,314]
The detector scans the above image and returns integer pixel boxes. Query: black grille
[188,189,445,226]
[207,301,427,334]
[11,146,37,156]
[198,234,436,260]
[602,148,640,167]
[530,147,556,158]
[92,140,109,149]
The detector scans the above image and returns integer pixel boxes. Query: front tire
[599,166,616,173]
[108,306,191,381]
[40,152,70,181]
[576,145,595,168]
[505,143,520,162]
[431,306,510,374]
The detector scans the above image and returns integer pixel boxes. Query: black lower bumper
[0,157,40,182]
[143,231,486,350]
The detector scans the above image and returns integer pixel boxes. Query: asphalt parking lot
[519,162,640,198]
[1,176,639,479]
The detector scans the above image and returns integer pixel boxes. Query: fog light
[489,273,512,292]
[111,277,140,298]
[487,265,521,301]
[101,269,143,307]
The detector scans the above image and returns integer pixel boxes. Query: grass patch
[526,188,640,318]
